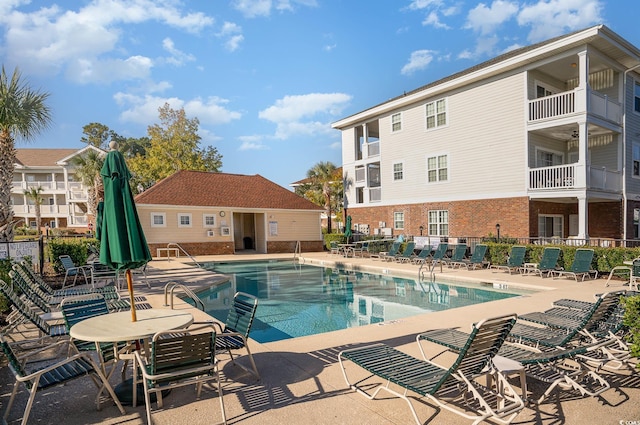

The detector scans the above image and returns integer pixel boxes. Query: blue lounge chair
[444,244,467,267]
[451,244,488,269]
[523,247,561,277]
[393,241,416,263]
[427,243,449,265]
[371,241,400,261]
[339,313,523,425]
[410,246,432,265]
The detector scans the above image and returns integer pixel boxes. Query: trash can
[243,237,253,250]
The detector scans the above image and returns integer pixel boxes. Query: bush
[622,295,640,365]
[47,238,96,274]
[324,233,345,250]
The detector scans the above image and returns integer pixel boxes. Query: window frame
[393,211,404,230]
[150,212,166,228]
[426,153,448,183]
[203,214,216,228]
[391,112,402,133]
[634,80,640,114]
[538,214,564,238]
[425,98,447,130]
[428,210,449,236]
[392,162,404,181]
[633,142,640,178]
[177,213,192,228]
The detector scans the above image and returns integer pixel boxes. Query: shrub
[47,238,96,274]
[622,295,640,366]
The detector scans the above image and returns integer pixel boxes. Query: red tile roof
[135,170,324,210]
[15,149,79,166]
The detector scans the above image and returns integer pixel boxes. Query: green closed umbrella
[99,145,151,322]
[345,215,352,243]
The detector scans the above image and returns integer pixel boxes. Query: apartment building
[12,146,104,231]
[332,25,640,243]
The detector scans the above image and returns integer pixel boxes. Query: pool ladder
[166,243,203,268]
[163,281,205,311]
[418,261,442,285]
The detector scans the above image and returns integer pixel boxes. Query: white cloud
[517,0,603,42]
[67,55,153,84]
[422,11,450,29]
[231,0,317,18]
[259,93,351,139]
[218,22,244,51]
[401,50,436,75]
[114,93,242,127]
[406,0,444,11]
[161,38,196,66]
[0,1,213,81]
[238,135,270,151]
[465,1,519,35]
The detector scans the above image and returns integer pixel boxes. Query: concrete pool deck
[1,251,639,424]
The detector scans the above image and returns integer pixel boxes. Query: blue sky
[2,0,639,188]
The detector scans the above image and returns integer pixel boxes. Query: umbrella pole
[126,269,137,322]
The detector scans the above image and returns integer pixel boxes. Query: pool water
[195,260,530,343]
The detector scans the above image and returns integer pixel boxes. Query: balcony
[528,88,621,124]
[369,187,381,202]
[367,141,380,157]
[528,164,621,192]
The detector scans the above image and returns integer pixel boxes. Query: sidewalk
[1,252,639,424]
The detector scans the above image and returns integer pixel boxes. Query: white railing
[529,164,576,190]
[528,88,621,124]
[589,167,622,191]
[369,187,381,202]
[69,216,88,225]
[355,168,365,182]
[67,191,87,201]
[367,141,380,157]
[589,91,622,124]
[529,91,575,121]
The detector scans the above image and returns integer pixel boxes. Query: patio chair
[426,243,449,266]
[133,323,226,425]
[329,241,340,255]
[393,241,416,263]
[350,241,371,258]
[370,241,400,261]
[451,244,488,270]
[551,249,596,281]
[410,245,432,264]
[522,247,561,277]
[212,291,260,379]
[59,255,91,288]
[490,246,526,274]
[444,244,468,267]
[1,335,126,425]
[338,313,523,425]
[418,328,611,404]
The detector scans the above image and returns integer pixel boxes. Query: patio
[1,252,638,424]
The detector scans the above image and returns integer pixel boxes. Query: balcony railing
[529,164,621,192]
[367,141,380,157]
[369,187,381,202]
[529,164,575,190]
[528,88,621,124]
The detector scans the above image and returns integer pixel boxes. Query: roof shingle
[135,170,324,211]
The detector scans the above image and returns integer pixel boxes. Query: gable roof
[135,170,324,211]
[15,146,106,167]
[290,167,343,187]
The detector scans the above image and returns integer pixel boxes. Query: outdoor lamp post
[419,225,424,236]
[496,223,500,242]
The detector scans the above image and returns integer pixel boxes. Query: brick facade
[149,240,324,257]
[346,197,624,239]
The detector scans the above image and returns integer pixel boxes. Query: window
[355,166,365,182]
[635,81,640,113]
[633,143,640,177]
[425,99,447,129]
[427,154,448,182]
[538,215,563,238]
[203,214,216,227]
[356,187,364,204]
[393,163,403,181]
[178,213,192,227]
[151,213,166,227]
[393,212,404,229]
[391,113,402,132]
[536,148,563,167]
[428,210,448,236]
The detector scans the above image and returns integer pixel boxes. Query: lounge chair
[350,241,371,258]
[490,246,526,274]
[393,241,416,263]
[522,247,561,277]
[444,244,467,267]
[338,313,523,425]
[418,328,611,404]
[59,255,91,288]
[212,291,260,379]
[427,243,449,266]
[133,323,226,425]
[1,336,126,425]
[451,244,488,269]
[370,241,400,261]
[551,248,597,281]
[329,241,340,255]
[410,245,432,264]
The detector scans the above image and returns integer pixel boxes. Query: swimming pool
[195,260,531,343]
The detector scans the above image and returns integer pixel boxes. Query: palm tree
[72,149,105,219]
[303,161,343,234]
[0,66,52,242]
[23,186,44,235]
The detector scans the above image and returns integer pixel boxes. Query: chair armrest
[16,351,93,383]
